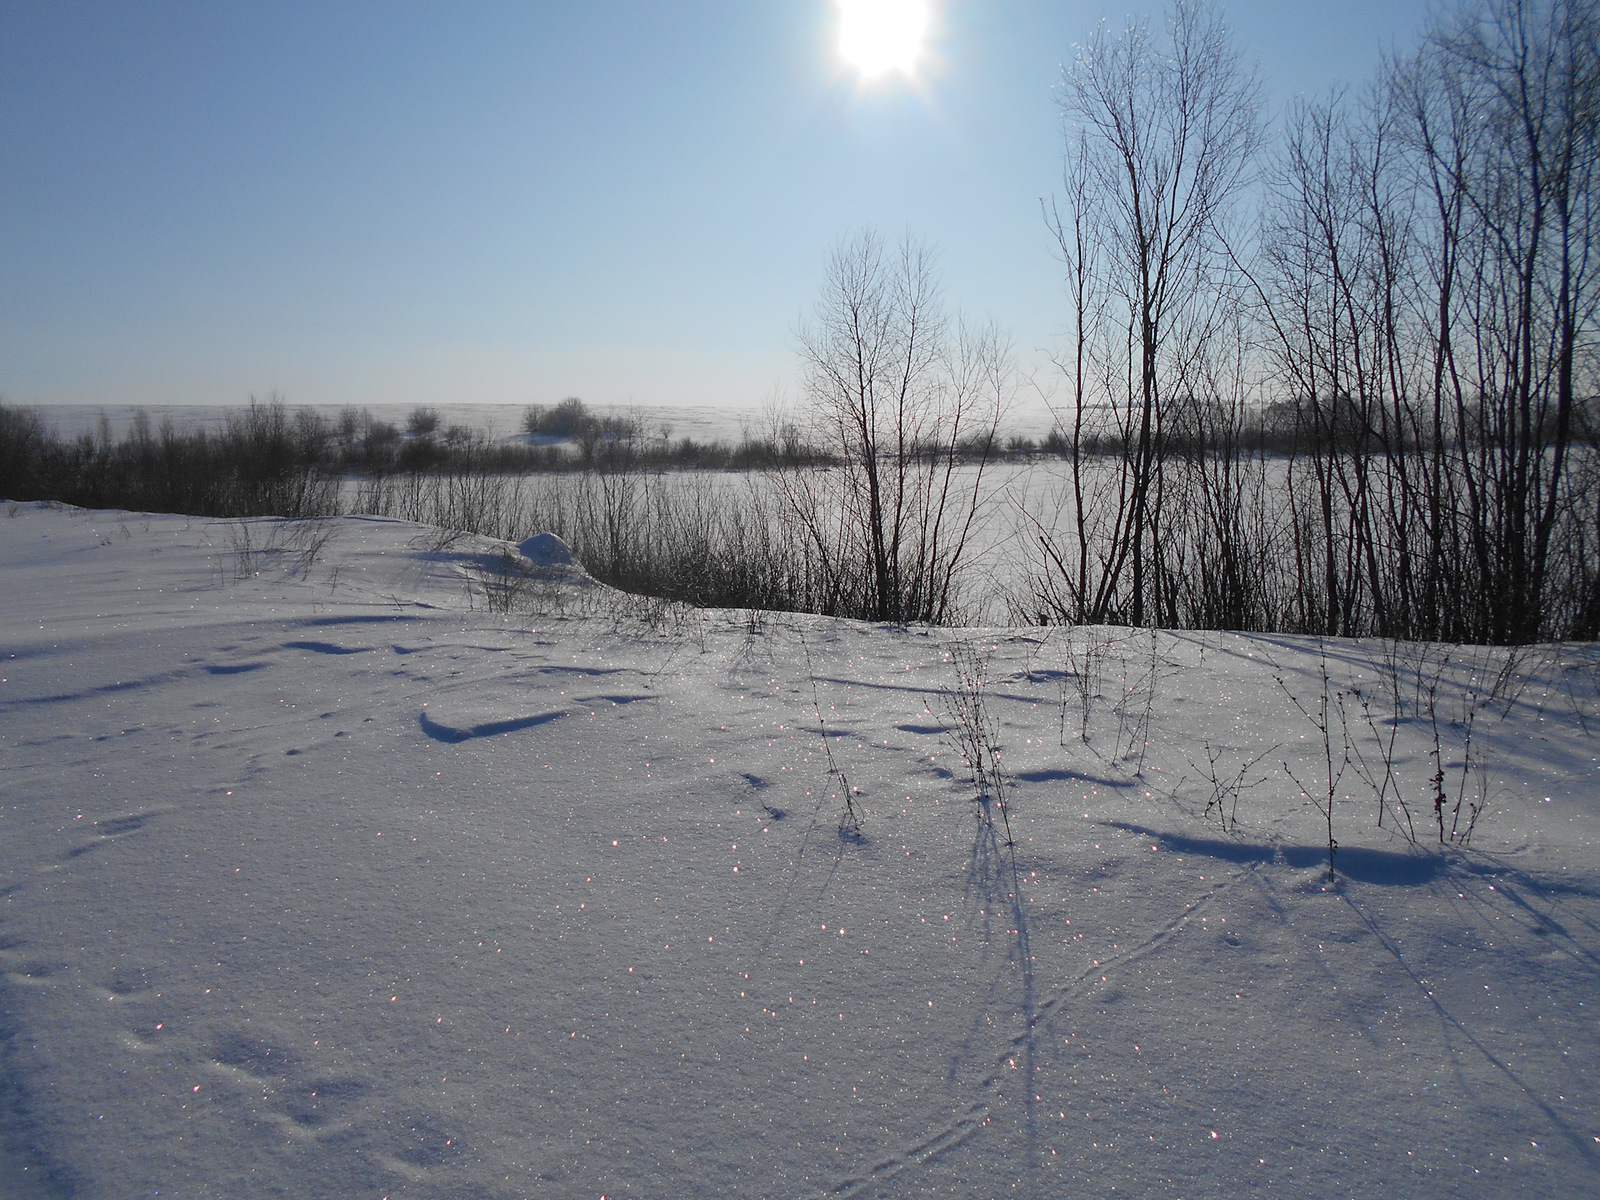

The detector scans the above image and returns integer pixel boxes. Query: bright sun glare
[838,0,930,80]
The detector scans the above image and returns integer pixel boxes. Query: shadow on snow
[418,710,565,743]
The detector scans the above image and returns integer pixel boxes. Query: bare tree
[1039,0,1266,627]
[791,229,1010,623]
[1254,86,1427,638]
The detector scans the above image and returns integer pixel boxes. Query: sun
[837,0,931,80]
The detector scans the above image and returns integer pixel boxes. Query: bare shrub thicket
[1028,0,1600,645]
[351,452,994,619]
[0,387,1005,621]
[219,516,339,585]
[0,398,340,519]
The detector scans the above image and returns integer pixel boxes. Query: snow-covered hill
[2,503,1596,1198]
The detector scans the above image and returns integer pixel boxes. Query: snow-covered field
[2,502,1597,1198]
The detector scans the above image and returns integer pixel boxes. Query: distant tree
[406,407,441,437]
[548,397,590,438]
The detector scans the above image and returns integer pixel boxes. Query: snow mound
[517,531,575,566]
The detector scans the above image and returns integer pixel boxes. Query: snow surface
[1,502,1597,1198]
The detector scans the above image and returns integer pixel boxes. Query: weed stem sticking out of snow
[1275,641,1351,883]
[941,642,1015,849]
[799,634,862,835]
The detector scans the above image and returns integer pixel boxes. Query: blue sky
[2,1,1436,412]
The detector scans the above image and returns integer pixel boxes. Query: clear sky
[2,1,1437,413]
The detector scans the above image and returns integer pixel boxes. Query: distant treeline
[1,401,342,518]
[0,395,1099,518]
[0,398,831,517]
[10,392,1582,521]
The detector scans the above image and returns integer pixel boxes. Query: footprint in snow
[64,811,157,859]
[381,1110,467,1168]
[213,1030,299,1078]
[283,1077,370,1130]
[202,1026,382,1150]
[2,959,67,988]
[104,967,150,997]
[95,813,151,837]
[283,640,370,656]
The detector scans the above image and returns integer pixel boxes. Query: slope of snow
[1,503,1596,1198]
